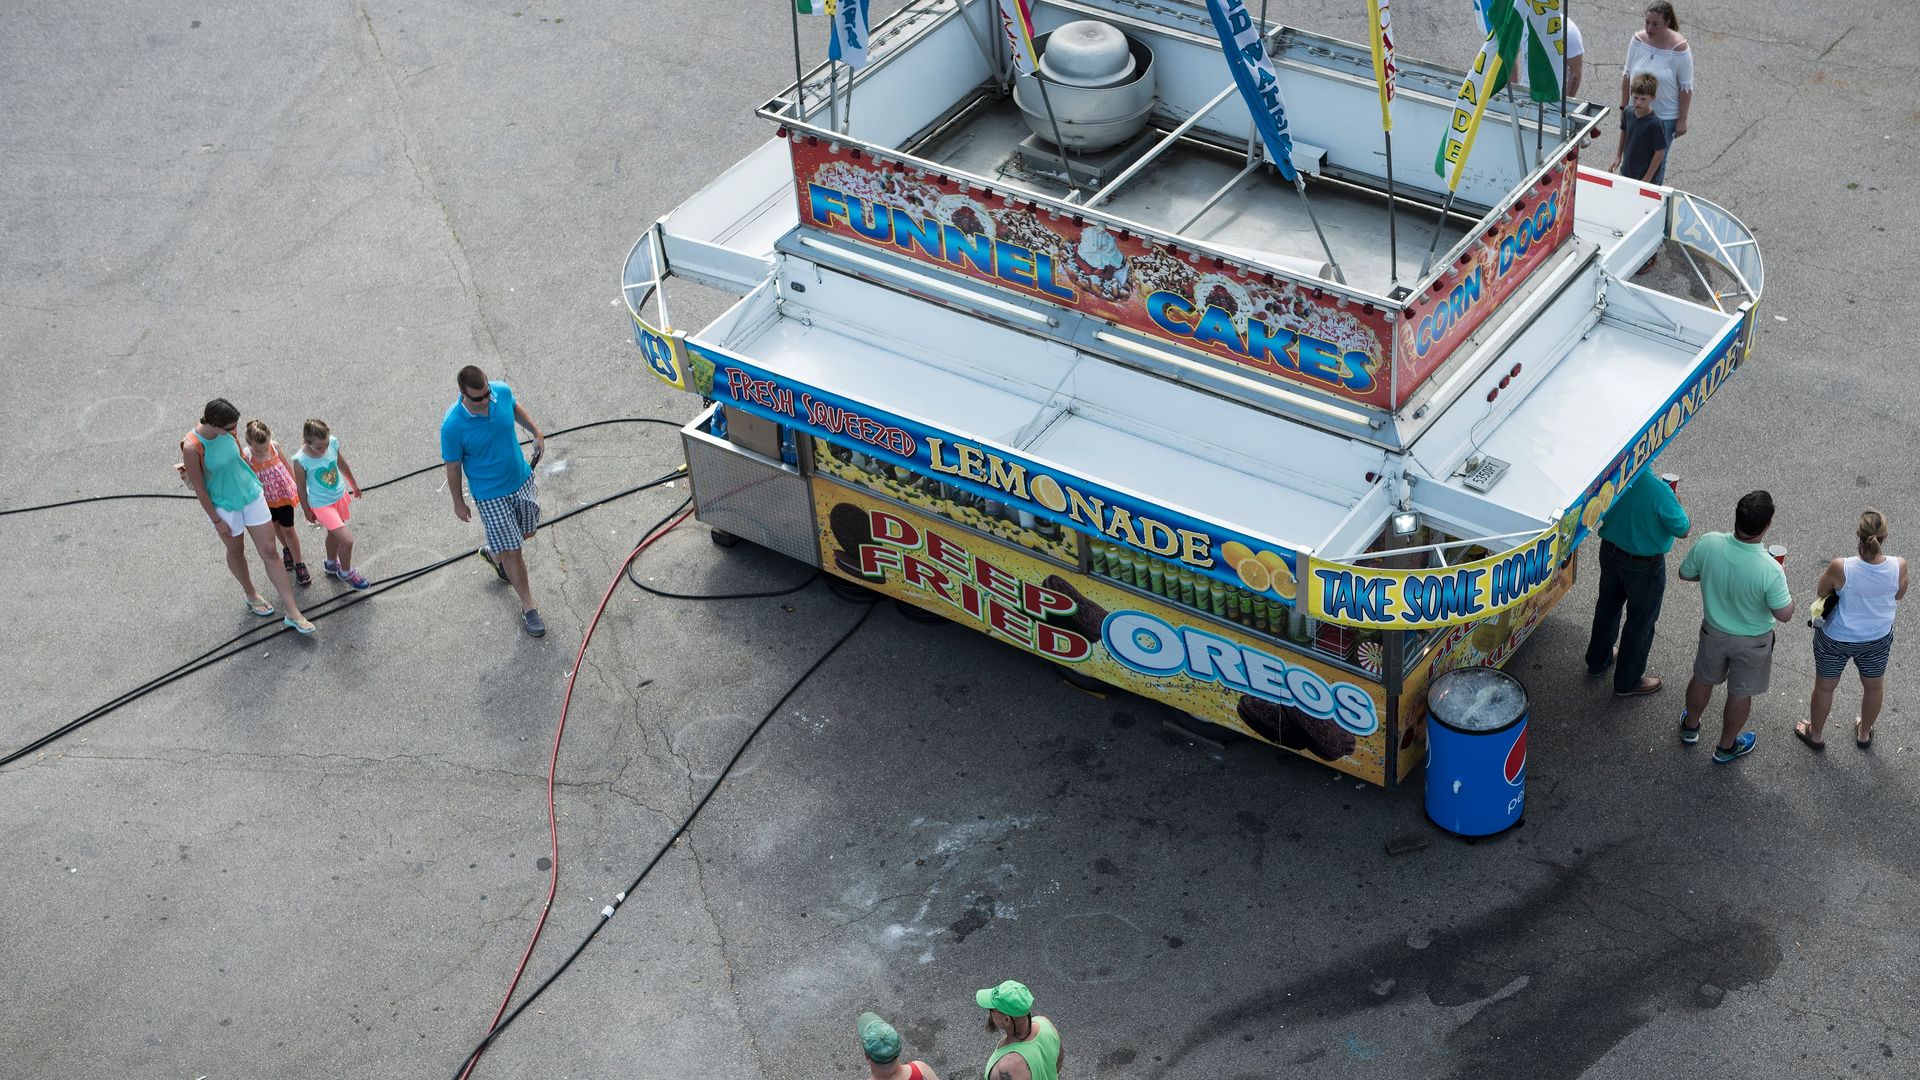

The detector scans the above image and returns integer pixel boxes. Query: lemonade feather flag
[1204,0,1299,182]
[1365,0,1397,131]
[996,0,1041,75]
[828,0,870,68]
[1517,0,1568,102]
[1433,0,1525,190]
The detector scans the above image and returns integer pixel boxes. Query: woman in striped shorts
[1796,510,1907,750]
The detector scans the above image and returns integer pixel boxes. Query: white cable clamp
[602,905,616,918]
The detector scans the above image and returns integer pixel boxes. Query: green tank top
[191,429,263,512]
[984,1017,1060,1080]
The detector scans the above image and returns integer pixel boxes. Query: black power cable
[450,590,877,1079]
[0,417,687,517]
[623,518,820,600]
[0,470,687,769]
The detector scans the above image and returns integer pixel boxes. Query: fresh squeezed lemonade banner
[1305,529,1559,629]
[680,342,1303,608]
[1395,154,1578,400]
[814,484,1391,785]
[1551,313,1750,557]
[788,138,1398,410]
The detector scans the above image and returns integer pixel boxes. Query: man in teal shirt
[1678,490,1794,763]
[1586,467,1692,696]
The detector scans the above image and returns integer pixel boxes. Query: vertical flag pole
[1503,82,1528,176]
[1034,77,1077,186]
[842,62,856,134]
[1294,176,1347,284]
[999,1,1076,192]
[1418,189,1459,279]
[828,62,840,132]
[1560,0,1572,143]
[789,3,808,122]
[1366,0,1399,289]
[1384,133,1400,286]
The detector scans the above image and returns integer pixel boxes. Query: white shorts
[213,494,272,536]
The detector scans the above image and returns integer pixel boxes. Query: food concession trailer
[621,0,1764,787]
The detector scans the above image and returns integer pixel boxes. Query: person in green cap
[857,1011,941,1080]
[976,979,1063,1080]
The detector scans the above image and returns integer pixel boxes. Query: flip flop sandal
[283,615,315,635]
[1793,724,1825,752]
[246,597,276,617]
[1856,723,1874,750]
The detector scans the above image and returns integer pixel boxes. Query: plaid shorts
[476,475,540,553]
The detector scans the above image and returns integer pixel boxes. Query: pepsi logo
[1503,726,1527,786]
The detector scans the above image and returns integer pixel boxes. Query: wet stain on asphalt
[1146,847,1784,1079]
[948,895,995,943]
[902,1016,945,1053]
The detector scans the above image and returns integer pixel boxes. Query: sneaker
[343,569,371,590]
[522,609,546,637]
[1713,731,1757,764]
[323,558,343,579]
[479,547,511,583]
[281,546,295,571]
[1679,714,1700,745]
[294,562,313,587]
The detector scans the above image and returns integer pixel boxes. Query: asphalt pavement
[3,2,1915,1078]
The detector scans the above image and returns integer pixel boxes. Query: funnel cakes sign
[790,138,1396,410]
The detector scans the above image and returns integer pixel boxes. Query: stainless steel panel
[682,420,820,567]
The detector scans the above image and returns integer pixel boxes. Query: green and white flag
[1433,0,1525,189]
[795,0,833,14]
[1516,0,1568,102]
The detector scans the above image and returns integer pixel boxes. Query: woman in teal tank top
[181,398,312,633]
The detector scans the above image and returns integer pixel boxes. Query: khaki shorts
[1692,622,1776,698]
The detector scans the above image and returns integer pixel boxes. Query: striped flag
[828,0,870,68]
[1433,0,1524,189]
[1204,0,1299,182]
[1365,0,1397,131]
[1516,0,1568,102]
[794,0,832,14]
[996,0,1041,76]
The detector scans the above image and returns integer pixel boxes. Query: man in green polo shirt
[1586,467,1691,696]
[1678,490,1794,763]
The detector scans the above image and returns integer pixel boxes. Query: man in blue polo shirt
[441,365,548,637]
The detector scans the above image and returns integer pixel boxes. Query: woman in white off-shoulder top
[1619,1,1693,183]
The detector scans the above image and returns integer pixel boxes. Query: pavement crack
[686,833,773,1078]
[352,0,504,366]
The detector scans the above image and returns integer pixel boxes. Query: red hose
[458,507,694,1080]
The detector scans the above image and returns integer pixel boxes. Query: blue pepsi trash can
[1424,667,1528,837]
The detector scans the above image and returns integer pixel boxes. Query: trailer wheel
[825,574,881,604]
[709,529,741,548]
[892,599,948,625]
[1053,665,1115,699]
